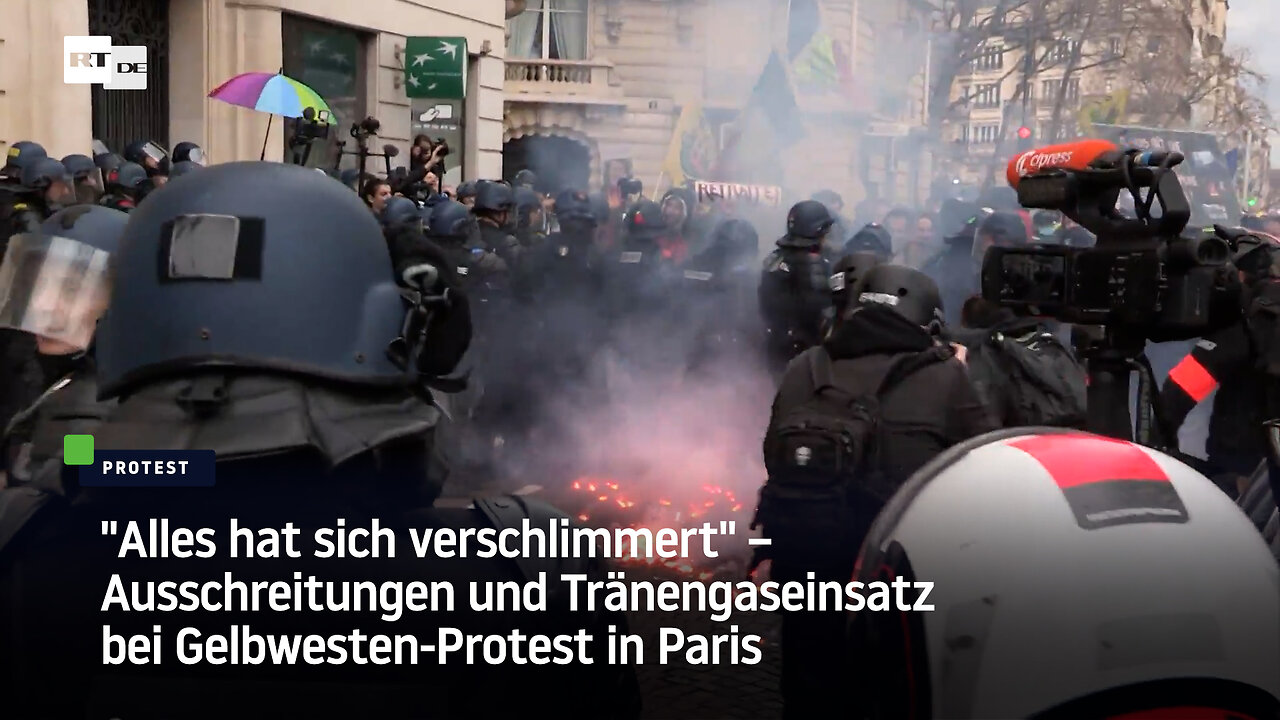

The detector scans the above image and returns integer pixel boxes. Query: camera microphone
[1133,149,1185,168]
[1006,139,1121,188]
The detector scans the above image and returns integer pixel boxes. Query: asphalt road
[626,568,784,720]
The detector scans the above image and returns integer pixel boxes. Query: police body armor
[0,372,641,718]
[759,243,831,361]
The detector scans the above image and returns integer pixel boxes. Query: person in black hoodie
[921,198,984,327]
[764,264,996,720]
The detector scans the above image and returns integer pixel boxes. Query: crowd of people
[0,134,1276,718]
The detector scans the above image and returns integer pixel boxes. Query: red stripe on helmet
[1007,434,1169,489]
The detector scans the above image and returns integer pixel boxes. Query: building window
[973,83,1002,109]
[282,15,368,172]
[970,124,1000,145]
[507,0,590,61]
[974,45,1004,72]
[1047,38,1080,64]
[1039,77,1080,104]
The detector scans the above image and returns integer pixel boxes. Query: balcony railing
[504,58,620,98]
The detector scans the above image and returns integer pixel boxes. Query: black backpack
[970,326,1086,427]
[755,346,949,563]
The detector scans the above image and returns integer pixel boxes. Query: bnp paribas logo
[64,434,215,487]
[63,36,148,91]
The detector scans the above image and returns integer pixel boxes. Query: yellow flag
[1079,89,1129,136]
[661,102,717,187]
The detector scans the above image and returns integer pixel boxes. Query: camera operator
[410,134,448,178]
[1158,232,1280,500]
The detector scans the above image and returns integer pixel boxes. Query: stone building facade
[0,0,509,180]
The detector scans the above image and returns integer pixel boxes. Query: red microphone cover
[1006,139,1120,188]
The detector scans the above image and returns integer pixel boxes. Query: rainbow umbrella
[208,71,333,160]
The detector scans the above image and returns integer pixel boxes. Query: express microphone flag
[1006,139,1120,188]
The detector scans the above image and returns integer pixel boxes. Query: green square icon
[64,434,94,466]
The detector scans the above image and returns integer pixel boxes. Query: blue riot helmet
[3,141,48,180]
[338,168,361,191]
[427,199,477,241]
[554,189,596,226]
[473,180,515,214]
[105,162,148,196]
[172,141,205,166]
[168,160,203,179]
[514,186,545,232]
[381,196,422,231]
[21,158,74,205]
[95,161,413,398]
[456,181,477,206]
[63,153,105,203]
[94,152,123,177]
[0,205,128,353]
[973,209,1030,264]
[513,169,537,190]
[60,155,96,182]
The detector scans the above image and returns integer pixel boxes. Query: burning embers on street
[565,476,752,581]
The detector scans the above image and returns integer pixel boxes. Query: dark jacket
[921,235,978,328]
[950,310,1054,428]
[759,239,831,362]
[769,305,997,487]
[1160,321,1264,475]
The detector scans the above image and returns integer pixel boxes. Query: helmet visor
[185,147,206,166]
[0,234,112,352]
[91,139,111,157]
[140,141,169,163]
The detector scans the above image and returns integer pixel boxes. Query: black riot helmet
[938,198,982,241]
[427,199,477,241]
[853,264,944,329]
[513,169,537,190]
[172,141,205,166]
[381,196,422,230]
[95,161,413,398]
[456,181,477,204]
[338,168,361,191]
[473,180,515,213]
[786,199,835,240]
[4,141,48,177]
[168,160,203,179]
[105,162,148,195]
[554,189,596,225]
[123,140,169,171]
[60,154,97,182]
[624,198,665,241]
[843,223,893,260]
[831,251,882,311]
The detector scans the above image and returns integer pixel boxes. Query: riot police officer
[473,181,522,268]
[0,162,638,718]
[456,180,477,207]
[18,158,74,223]
[513,186,547,249]
[759,199,835,373]
[171,141,206,166]
[123,139,169,181]
[59,154,101,204]
[513,168,537,191]
[0,141,47,183]
[168,160,203,179]
[1,205,127,488]
[98,161,148,212]
[602,198,677,321]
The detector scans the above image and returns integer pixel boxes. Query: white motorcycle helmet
[850,428,1280,719]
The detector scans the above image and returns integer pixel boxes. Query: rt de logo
[64,36,148,90]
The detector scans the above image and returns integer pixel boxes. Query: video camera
[981,140,1236,343]
[333,115,399,177]
[286,107,332,166]
[981,140,1259,445]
